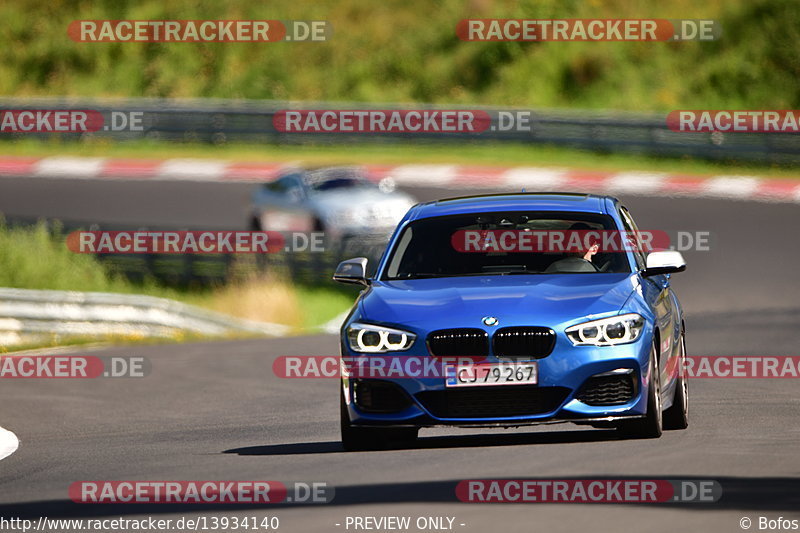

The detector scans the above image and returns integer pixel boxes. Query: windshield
[382,211,631,279]
[304,174,372,192]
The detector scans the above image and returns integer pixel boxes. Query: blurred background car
[249,166,416,247]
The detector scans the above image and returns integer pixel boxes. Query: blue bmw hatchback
[334,193,688,450]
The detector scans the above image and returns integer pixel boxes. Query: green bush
[0,0,797,110]
[0,221,354,331]
[0,220,134,291]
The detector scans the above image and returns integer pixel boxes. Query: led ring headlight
[347,322,416,353]
[355,329,409,352]
[566,313,644,346]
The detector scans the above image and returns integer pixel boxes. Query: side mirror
[333,257,369,286]
[642,251,686,277]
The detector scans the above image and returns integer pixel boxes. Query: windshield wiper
[395,270,542,279]
[395,273,449,279]
[479,266,541,275]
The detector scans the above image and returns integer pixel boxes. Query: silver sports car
[249,167,415,245]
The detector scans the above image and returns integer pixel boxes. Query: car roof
[408,192,618,220]
[276,166,368,184]
[302,166,368,183]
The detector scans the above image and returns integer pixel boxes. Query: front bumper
[341,334,653,428]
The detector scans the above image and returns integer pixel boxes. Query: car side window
[619,207,647,270]
[265,177,289,194]
[283,176,306,201]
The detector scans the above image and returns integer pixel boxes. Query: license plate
[445,362,538,388]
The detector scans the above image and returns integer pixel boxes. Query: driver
[545,222,600,273]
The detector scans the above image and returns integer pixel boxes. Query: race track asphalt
[0,176,798,532]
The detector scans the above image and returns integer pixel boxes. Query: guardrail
[95,236,387,287]
[4,218,388,287]
[1,97,798,163]
[97,248,357,286]
[0,287,289,346]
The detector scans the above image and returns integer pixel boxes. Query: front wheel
[618,342,663,439]
[663,332,689,430]
[340,389,418,451]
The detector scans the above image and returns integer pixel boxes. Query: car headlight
[346,322,416,353]
[566,313,645,346]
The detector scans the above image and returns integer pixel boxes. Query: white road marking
[5,156,800,204]
[502,167,568,190]
[0,426,19,461]
[702,175,761,199]
[34,157,105,178]
[606,172,668,194]
[386,164,458,186]
[158,159,229,180]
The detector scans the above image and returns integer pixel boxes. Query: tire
[618,342,663,439]
[663,332,689,430]
[340,389,418,451]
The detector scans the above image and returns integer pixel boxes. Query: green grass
[0,221,356,344]
[0,0,798,111]
[294,285,355,330]
[0,332,230,355]
[0,219,171,294]
[3,137,800,178]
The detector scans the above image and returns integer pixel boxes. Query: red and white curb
[1,156,799,202]
[0,426,19,461]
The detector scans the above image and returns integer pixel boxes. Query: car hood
[359,274,639,330]
[311,188,414,214]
